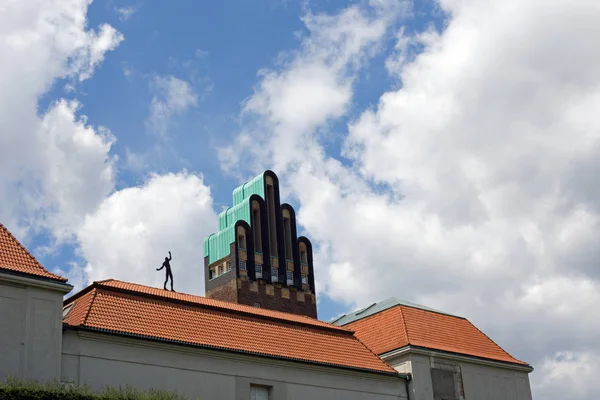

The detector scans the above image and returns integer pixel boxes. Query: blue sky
[3,1,600,398]
[34,0,443,322]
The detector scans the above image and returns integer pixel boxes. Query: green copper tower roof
[205,171,268,264]
[232,173,265,206]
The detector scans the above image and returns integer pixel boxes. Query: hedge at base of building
[0,378,188,400]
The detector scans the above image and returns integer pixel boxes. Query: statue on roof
[157,251,174,291]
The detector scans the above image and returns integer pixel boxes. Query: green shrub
[0,377,187,400]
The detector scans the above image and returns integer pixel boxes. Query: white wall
[386,351,532,400]
[62,330,406,400]
[0,275,69,383]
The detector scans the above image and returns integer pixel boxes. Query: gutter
[0,270,73,294]
[381,345,534,373]
[63,324,402,378]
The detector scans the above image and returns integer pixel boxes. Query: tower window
[266,178,277,256]
[239,260,247,270]
[237,226,247,249]
[255,264,263,279]
[286,271,293,285]
[299,242,308,265]
[252,200,262,252]
[283,209,293,261]
[302,275,308,284]
[271,268,278,283]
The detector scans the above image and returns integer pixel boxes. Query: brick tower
[203,170,317,318]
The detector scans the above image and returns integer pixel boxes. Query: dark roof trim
[0,266,71,285]
[382,345,533,370]
[65,281,352,336]
[63,324,401,378]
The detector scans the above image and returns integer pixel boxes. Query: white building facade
[61,330,406,400]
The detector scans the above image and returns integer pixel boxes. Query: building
[333,298,534,400]
[0,223,72,383]
[0,170,534,399]
[0,221,406,399]
[204,170,317,318]
[60,279,405,399]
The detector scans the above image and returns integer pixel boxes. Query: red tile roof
[345,305,529,366]
[63,280,397,375]
[0,223,67,282]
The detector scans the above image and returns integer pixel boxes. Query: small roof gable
[0,223,67,282]
[63,280,397,375]
[336,299,529,367]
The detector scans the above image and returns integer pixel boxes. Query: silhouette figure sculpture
[157,251,174,291]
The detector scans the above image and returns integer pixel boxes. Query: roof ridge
[463,316,528,365]
[82,288,98,326]
[64,281,96,305]
[95,279,115,283]
[397,305,411,346]
[1,224,38,262]
[95,279,351,334]
[352,330,398,373]
[0,223,67,282]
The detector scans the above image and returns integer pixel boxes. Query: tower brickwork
[203,170,317,318]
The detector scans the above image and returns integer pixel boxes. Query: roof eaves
[0,266,71,285]
[64,325,400,377]
[381,345,532,371]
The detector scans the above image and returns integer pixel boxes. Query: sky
[1,0,599,398]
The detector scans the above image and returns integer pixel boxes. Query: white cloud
[195,48,209,59]
[146,75,198,137]
[222,0,600,398]
[533,351,600,399]
[115,5,140,22]
[219,0,408,173]
[0,0,122,239]
[77,172,217,294]
[35,100,116,240]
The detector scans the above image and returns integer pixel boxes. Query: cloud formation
[222,0,600,398]
[77,172,217,294]
[146,75,198,137]
[115,5,141,22]
[0,0,122,240]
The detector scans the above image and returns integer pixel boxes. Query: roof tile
[97,279,350,332]
[64,280,396,375]
[0,223,67,282]
[346,305,529,366]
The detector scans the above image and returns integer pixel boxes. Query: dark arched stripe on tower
[263,170,287,286]
[234,220,255,279]
[297,236,315,293]
[281,203,301,288]
[248,194,271,283]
